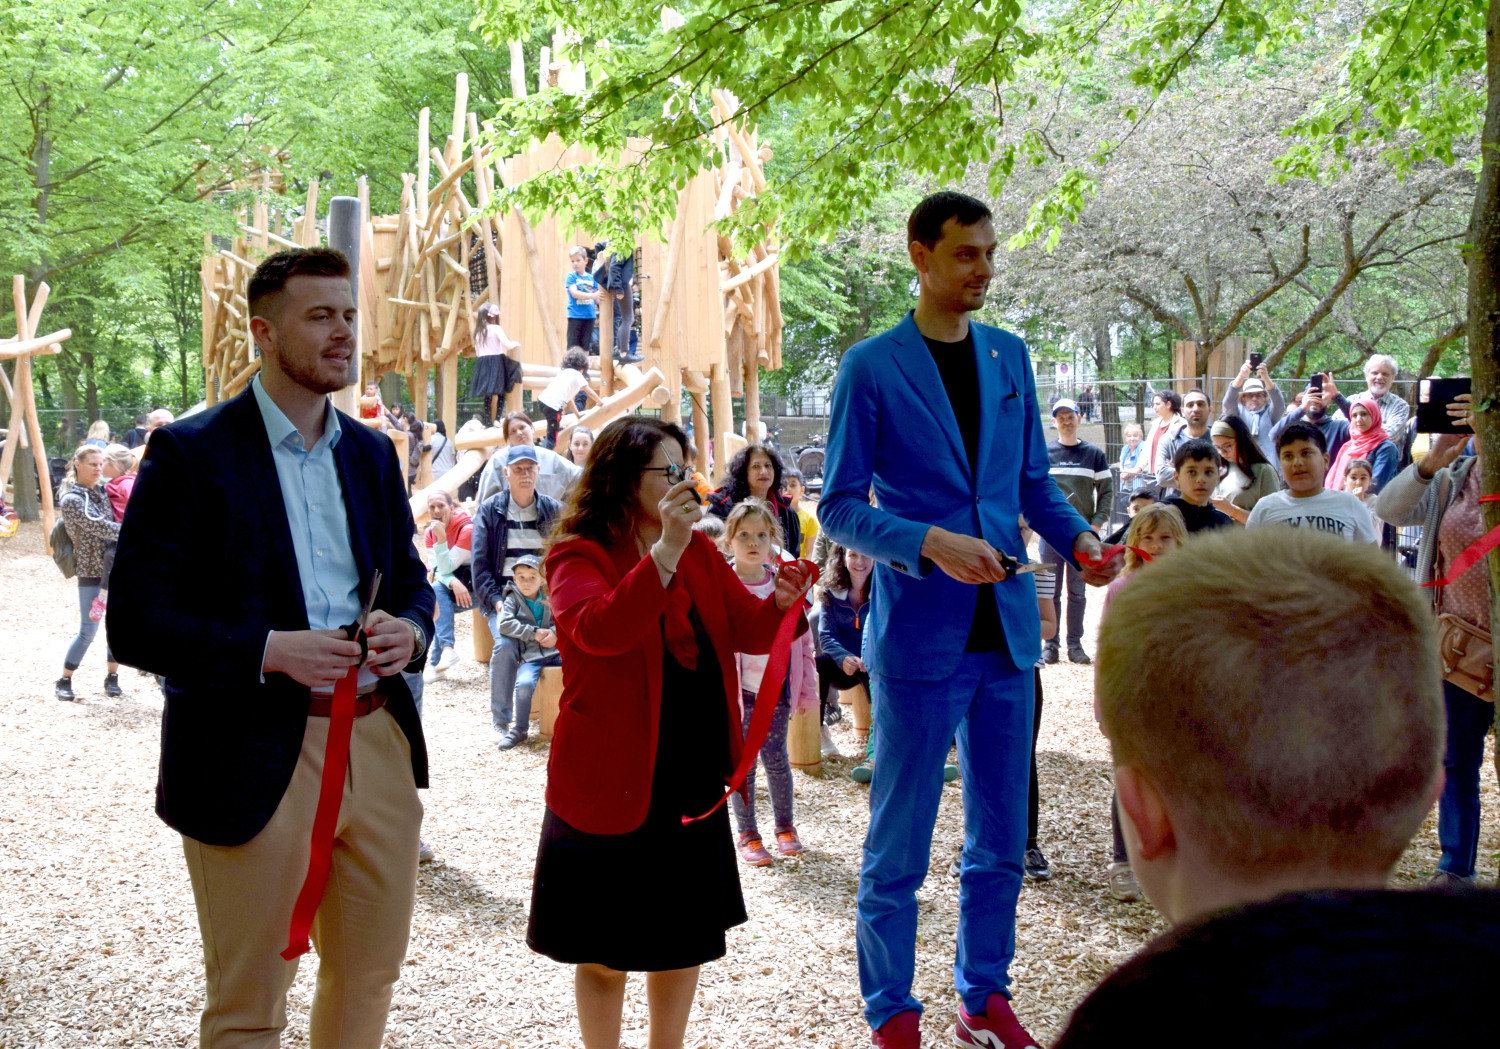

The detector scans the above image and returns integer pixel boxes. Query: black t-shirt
[923,327,1001,654]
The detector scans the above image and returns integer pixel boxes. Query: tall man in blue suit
[820,193,1122,1049]
[109,248,435,1049]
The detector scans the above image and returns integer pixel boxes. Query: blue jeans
[1437,679,1494,878]
[512,652,562,728]
[430,579,459,655]
[484,612,522,731]
[65,578,115,671]
[729,685,795,838]
[857,651,1032,1029]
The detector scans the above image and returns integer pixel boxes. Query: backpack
[50,514,76,578]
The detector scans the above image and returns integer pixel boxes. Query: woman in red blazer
[528,416,811,1049]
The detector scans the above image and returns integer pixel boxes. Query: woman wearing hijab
[1327,398,1400,494]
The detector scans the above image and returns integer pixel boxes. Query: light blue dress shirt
[251,377,373,691]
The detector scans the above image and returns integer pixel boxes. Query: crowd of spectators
[53,313,1498,1047]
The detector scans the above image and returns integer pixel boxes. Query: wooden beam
[720,252,778,294]
[409,449,484,527]
[709,361,734,483]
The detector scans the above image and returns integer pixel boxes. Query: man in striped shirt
[472,444,561,743]
[1041,399,1114,664]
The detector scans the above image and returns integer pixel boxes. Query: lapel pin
[990,350,998,358]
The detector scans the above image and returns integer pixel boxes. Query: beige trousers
[182,708,423,1049]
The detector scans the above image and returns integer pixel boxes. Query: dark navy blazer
[108,390,435,847]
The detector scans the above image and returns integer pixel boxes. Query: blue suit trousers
[857,650,1033,1029]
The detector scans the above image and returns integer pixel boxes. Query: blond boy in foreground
[1050,527,1482,1048]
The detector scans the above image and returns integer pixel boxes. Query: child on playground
[536,346,605,449]
[783,468,818,559]
[1341,457,1386,540]
[1246,422,1379,542]
[723,498,816,866]
[1068,528,1443,1025]
[494,554,560,749]
[1097,502,1189,901]
[1167,439,1235,532]
[818,542,873,764]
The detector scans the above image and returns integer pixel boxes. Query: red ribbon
[1079,543,1152,566]
[282,662,358,960]
[683,559,820,825]
[1422,494,1500,589]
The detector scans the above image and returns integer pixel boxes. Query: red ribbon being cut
[683,559,820,825]
[282,661,359,961]
[1080,543,1152,566]
[1423,494,1500,589]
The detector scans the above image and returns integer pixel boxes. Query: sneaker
[1041,646,1059,665]
[820,725,843,759]
[103,673,122,698]
[1023,847,1051,881]
[418,842,436,864]
[1429,869,1475,888]
[943,763,960,783]
[1067,644,1092,665]
[423,663,444,683]
[55,677,75,702]
[737,835,774,867]
[948,848,962,880]
[871,1010,920,1049]
[621,352,644,364]
[775,828,803,856]
[498,728,527,750]
[850,760,874,784]
[955,993,1040,1048]
[89,595,106,622]
[1107,861,1141,902]
[491,723,510,742]
[435,647,458,672]
[824,704,843,726]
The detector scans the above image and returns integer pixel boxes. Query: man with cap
[471,443,562,745]
[1221,358,1286,467]
[1041,399,1114,665]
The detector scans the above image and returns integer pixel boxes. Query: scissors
[999,552,1054,581]
[343,570,383,663]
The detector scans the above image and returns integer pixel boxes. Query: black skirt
[527,619,746,971]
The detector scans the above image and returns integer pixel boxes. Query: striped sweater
[1046,438,1114,531]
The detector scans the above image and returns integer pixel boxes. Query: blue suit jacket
[819,313,1091,679]
[107,390,435,847]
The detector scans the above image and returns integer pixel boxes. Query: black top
[923,326,1001,653]
[1055,887,1500,1049]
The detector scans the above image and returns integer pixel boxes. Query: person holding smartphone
[1270,377,1351,465]
[1221,357,1286,467]
[1377,393,1491,885]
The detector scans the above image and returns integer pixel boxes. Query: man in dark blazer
[109,247,435,1049]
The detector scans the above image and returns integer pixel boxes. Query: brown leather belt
[308,682,385,718]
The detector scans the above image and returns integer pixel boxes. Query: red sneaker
[872,1009,921,1048]
[954,994,1040,1048]
[775,827,803,856]
[737,834,773,867]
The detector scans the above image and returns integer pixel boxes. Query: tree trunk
[1092,322,1122,462]
[84,350,99,423]
[1474,0,1500,682]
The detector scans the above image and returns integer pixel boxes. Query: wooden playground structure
[1,277,72,546]
[199,56,785,516]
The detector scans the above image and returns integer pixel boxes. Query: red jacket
[544,531,797,834]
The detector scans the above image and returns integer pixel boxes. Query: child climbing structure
[200,59,785,513]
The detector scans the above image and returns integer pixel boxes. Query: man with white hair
[146,408,175,433]
[1329,354,1409,440]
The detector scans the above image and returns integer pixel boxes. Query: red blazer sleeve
[548,539,673,657]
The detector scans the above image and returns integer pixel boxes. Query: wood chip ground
[1,521,1487,1046]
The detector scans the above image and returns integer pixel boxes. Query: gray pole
[327,196,362,392]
